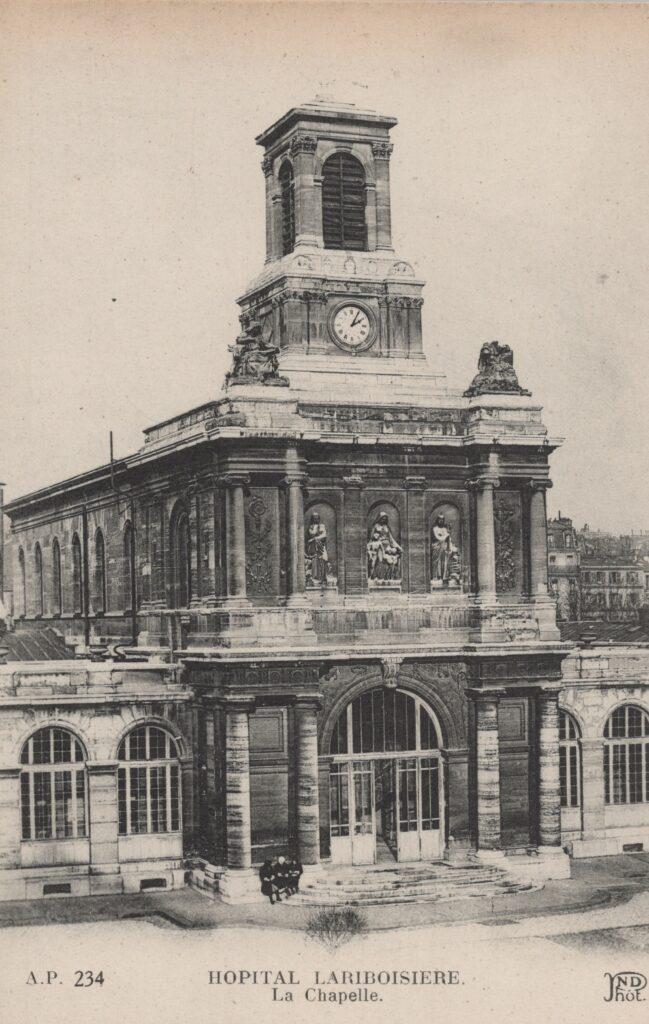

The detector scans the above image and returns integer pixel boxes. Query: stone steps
[291,862,539,907]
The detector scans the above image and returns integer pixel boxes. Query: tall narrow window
[20,727,87,840]
[559,710,581,808]
[322,153,367,251]
[94,530,106,615]
[34,543,44,617]
[17,547,26,618]
[117,725,181,835]
[278,161,295,255]
[123,521,135,612]
[52,539,62,616]
[604,705,649,805]
[71,534,83,615]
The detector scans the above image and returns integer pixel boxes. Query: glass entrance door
[329,754,442,864]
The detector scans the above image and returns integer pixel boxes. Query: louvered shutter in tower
[322,153,367,250]
[279,161,295,255]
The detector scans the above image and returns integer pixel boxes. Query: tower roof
[255,98,398,149]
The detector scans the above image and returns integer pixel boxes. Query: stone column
[87,762,122,893]
[343,476,366,596]
[529,480,552,598]
[537,690,562,847]
[222,474,249,606]
[0,768,21,870]
[284,474,306,606]
[372,141,394,250]
[261,156,277,263]
[365,182,377,250]
[470,478,498,599]
[291,134,318,248]
[472,691,503,854]
[224,702,253,871]
[188,488,201,607]
[295,699,322,867]
[405,476,427,594]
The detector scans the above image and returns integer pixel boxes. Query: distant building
[579,526,648,623]
[547,513,581,622]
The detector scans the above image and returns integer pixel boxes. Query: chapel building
[3,100,605,901]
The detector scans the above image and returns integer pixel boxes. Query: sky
[2,1,648,532]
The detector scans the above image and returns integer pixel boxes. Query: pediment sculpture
[464,340,530,398]
[225,320,289,388]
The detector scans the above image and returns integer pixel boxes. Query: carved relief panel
[494,491,523,595]
[244,489,281,599]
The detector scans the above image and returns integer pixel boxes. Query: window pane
[149,728,168,760]
[420,707,438,750]
[604,745,610,803]
[21,774,31,839]
[54,771,73,838]
[628,707,644,738]
[150,766,167,833]
[32,729,51,765]
[559,746,568,807]
[118,767,127,834]
[569,746,579,807]
[34,772,52,839]
[76,771,86,837]
[53,729,72,764]
[129,728,147,762]
[170,765,180,831]
[129,766,148,833]
[629,743,643,803]
[612,745,627,803]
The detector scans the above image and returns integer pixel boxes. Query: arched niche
[304,500,337,589]
[429,502,463,591]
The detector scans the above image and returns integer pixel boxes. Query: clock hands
[350,311,363,328]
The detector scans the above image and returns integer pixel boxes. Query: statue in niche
[305,512,332,587]
[463,340,531,398]
[367,513,402,582]
[430,514,461,588]
[225,320,289,388]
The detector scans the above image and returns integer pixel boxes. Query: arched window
[17,547,26,618]
[330,688,440,756]
[171,509,191,608]
[322,152,367,251]
[559,710,581,808]
[604,705,649,805]
[117,725,181,835]
[71,533,83,615]
[20,727,87,840]
[92,528,105,614]
[34,543,44,617]
[278,160,295,255]
[52,539,62,616]
[123,521,135,612]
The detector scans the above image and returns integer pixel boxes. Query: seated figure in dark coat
[287,856,303,895]
[259,859,279,905]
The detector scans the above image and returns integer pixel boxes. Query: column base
[218,868,265,904]
[505,846,571,882]
[475,848,508,865]
[300,861,326,880]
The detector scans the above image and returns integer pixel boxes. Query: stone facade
[0,99,588,901]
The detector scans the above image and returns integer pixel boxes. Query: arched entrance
[328,687,444,866]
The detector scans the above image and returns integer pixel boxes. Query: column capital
[467,687,507,703]
[220,473,250,490]
[537,686,561,702]
[529,479,553,493]
[467,477,500,492]
[293,694,324,713]
[372,141,394,160]
[342,475,364,490]
[219,696,257,714]
[290,133,317,156]
[405,475,427,491]
[261,155,274,177]
[282,473,307,489]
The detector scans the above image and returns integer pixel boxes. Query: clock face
[332,304,372,350]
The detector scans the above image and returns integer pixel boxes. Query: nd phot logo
[604,972,647,1003]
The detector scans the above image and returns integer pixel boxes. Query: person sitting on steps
[259,859,279,905]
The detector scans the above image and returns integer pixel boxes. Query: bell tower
[237,99,427,368]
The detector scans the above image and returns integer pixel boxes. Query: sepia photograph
[1,2,649,1022]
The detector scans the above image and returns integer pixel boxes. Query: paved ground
[1,853,649,934]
